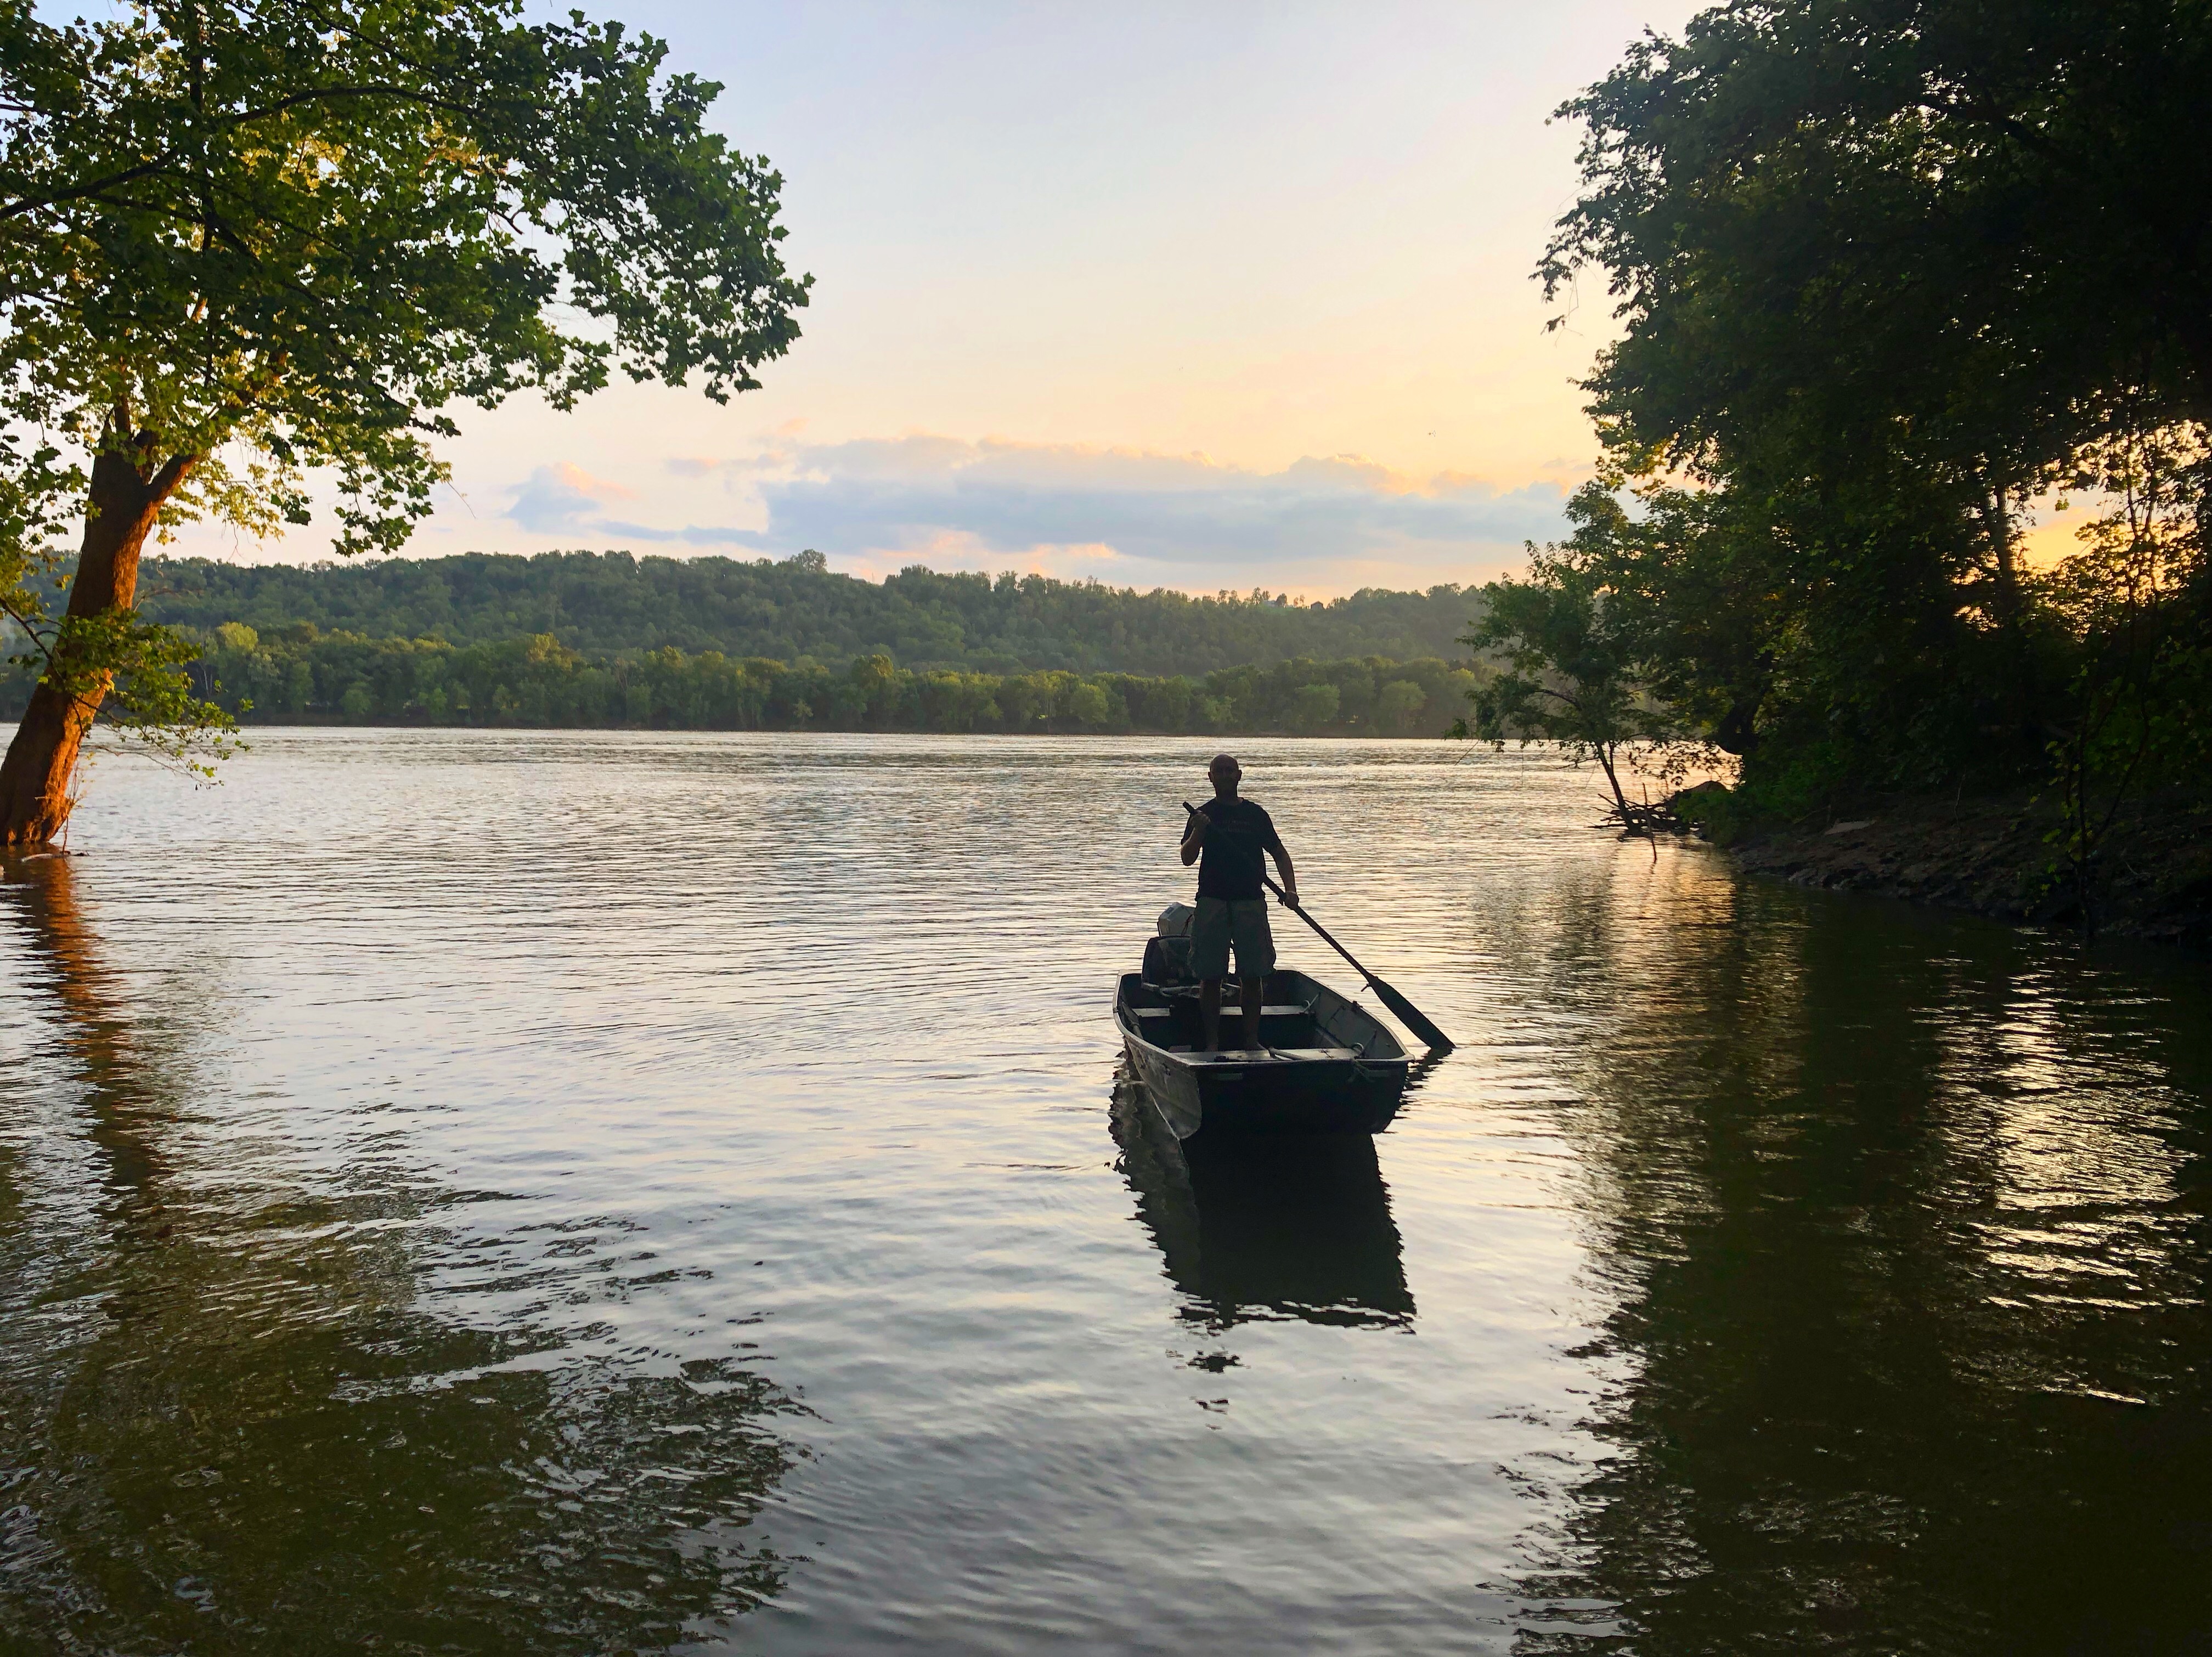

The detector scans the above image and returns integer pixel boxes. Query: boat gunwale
[1113,970,1411,1074]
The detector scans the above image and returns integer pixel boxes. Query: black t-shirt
[1190,797,1284,900]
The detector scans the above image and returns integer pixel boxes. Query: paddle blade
[1369,976,1453,1054]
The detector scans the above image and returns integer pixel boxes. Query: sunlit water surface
[2,732,2207,1655]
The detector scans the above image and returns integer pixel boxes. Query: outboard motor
[1144,902,1197,986]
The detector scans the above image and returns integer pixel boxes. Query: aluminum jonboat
[1114,921,1409,1139]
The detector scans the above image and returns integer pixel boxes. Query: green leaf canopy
[0,0,812,553]
[1547,0,2211,490]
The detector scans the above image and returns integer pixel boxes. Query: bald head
[1208,753,1241,798]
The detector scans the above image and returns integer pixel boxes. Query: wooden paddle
[1182,801,1453,1054]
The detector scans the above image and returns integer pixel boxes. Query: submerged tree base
[1682,785,2212,949]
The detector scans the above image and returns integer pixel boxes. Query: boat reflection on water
[1110,1064,1415,1330]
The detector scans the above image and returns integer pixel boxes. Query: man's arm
[1180,807,1208,866]
[1269,844,1297,907]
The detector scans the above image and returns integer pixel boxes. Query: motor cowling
[1142,934,1195,986]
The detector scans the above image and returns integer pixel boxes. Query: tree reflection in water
[0,852,803,1654]
[1110,1066,1415,1332]
[1499,865,2212,1655]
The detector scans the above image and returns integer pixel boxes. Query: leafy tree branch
[0,0,811,843]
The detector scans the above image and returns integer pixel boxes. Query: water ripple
[0,731,2205,1654]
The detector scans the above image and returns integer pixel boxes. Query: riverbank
[1692,787,2212,948]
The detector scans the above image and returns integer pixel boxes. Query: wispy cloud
[594,518,773,547]
[504,436,1570,590]
[506,463,639,533]
[755,438,1567,564]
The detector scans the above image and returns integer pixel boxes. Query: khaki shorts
[1189,896,1276,980]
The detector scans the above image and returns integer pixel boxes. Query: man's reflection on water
[1111,1066,1414,1331]
[0,853,802,1655]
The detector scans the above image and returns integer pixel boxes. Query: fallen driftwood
[1600,787,1689,840]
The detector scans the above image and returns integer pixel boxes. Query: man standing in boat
[1180,753,1297,1052]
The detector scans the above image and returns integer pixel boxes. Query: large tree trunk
[1974,484,2045,767]
[1978,488,2022,629]
[0,434,194,846]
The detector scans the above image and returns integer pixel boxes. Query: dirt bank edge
[1685,787,2212,949]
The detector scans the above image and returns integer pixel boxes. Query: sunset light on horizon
[168,1,1703,595]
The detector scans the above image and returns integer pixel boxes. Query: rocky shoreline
[1691,787,2212,949]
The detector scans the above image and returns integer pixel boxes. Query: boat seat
[1189,1047,1361,1062]
[1133,1004,1307,1019]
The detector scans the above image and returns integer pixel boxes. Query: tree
[1454,545,1688,834]
[1375,678,1425,730]
[1540,0,2211,812]
[1530,480,1782,759]
[1286,682,1340,733]
[2040,421,2209,938]
[1548,0,2211,482]
[0,0,809,843]
[1064,681,1112,727]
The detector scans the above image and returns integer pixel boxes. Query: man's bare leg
[1200,978,1222,1051]
[1240,975,1264,1050]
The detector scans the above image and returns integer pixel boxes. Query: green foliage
[0,630,1482,739]
[1286,683,1339,732]
[127,552,1486,675]
[1537,0,2211,869]
[1547,0,2208,488]
[1,599,240,778]
[2,549,240,781]
[1451,536,1691,827]
[1374,678,1426,730]
[2038,425,2210,934]
[2,0,808,545]
[1,0,806,779]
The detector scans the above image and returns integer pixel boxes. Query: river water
[1,730,2207,1655]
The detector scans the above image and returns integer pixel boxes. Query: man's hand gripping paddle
[1183,801,1453,1054]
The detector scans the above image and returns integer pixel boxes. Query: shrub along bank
[0,624,1481,737]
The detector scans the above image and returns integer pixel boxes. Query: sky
[185,1,1710,595]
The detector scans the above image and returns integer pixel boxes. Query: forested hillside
[129,551,1482,674]
[1,551,1492,734]
[0,621,1480,738]
[155,631,1481,737]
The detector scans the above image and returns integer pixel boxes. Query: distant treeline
[0,623,1482,736]
[127,550,1485,675]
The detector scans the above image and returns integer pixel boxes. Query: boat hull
[1115,969,1408,1139]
